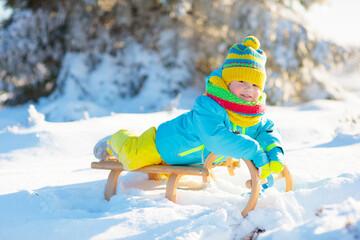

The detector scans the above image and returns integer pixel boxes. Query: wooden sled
[91,153,293,217]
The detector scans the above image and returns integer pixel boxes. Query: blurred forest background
[0,0,359,121]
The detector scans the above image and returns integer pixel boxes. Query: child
[93,36,284,179]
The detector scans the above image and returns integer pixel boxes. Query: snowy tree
[0,0,358,120]
[0,0,195,109]
[0,3,66,104]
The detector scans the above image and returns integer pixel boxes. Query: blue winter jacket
[155,70,283,168]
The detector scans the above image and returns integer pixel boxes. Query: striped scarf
[205,76,266,127]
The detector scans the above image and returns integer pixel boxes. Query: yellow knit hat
[222,36,267,91]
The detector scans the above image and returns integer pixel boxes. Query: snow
[1,76,360,239]
[1,1,360,238]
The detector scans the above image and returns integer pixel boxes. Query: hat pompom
[243,36,260,50]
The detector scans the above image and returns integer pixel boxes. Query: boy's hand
[255,147,285,179]
[259,161,284,179]
[260,163,272,179]
[270,161,284,174]
[267,147,285,174]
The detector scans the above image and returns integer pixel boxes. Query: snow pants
[107,127,163,171]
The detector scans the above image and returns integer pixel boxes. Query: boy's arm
[192,96,269,168]
[256,117,285,173]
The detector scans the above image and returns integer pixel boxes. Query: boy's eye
[239,81,244,83]
[253,84,259,88]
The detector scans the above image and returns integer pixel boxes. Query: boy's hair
[222,36,267,91]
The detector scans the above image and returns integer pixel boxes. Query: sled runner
[91,153,293,217]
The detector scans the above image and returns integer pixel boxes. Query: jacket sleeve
[192,96,269,168]
[267,147,284,164]
[255,116,285,166]
[255,116,283,153]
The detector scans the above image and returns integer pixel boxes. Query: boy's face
[228,81,261,102]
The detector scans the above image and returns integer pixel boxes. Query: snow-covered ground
[1,76,360,239]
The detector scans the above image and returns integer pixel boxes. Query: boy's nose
[244,83,251,90]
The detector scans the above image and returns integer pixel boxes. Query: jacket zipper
[233,123,246,135]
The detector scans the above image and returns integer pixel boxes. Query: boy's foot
[93,135,111,160]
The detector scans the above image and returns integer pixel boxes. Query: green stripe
[223,62,263,70]
[242,127,246,135]
[233,44,241,52]
[213,156,225,164]
[266,143,278,152]
[206,82,266,106]
[178,145,205,157]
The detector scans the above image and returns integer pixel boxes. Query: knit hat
[222,36,267,91]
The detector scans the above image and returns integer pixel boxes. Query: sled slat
[91,161,209,176]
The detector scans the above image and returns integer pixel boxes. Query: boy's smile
[228,81,261,102]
